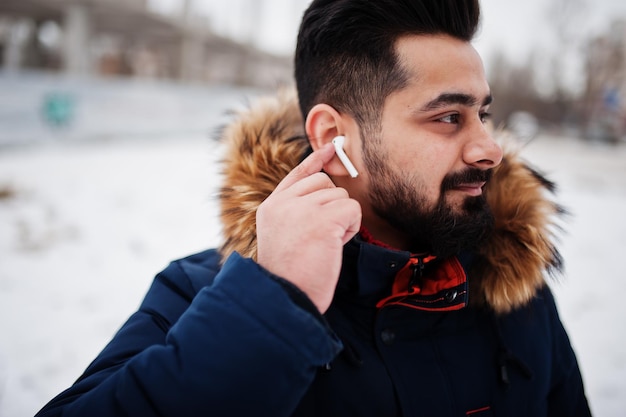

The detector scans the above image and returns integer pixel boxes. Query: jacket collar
[337,235,470,312]
[216,89,564,314]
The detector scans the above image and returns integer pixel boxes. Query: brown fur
[472,151,563,313]
[218,90,309,261]
[217,90,563,314]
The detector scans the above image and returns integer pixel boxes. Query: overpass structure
[0,0,292,86]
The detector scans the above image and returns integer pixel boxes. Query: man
[36,0,591,416]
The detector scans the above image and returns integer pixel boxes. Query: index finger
[273,143,336,193]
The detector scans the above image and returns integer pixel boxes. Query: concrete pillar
[62,4,92,75]
[178,0,204,81]
[2,20,30,71]
[22,19,47,69]
[179,32,204,81]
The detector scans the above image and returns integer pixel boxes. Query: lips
[453,181,486,196]
[441,168,492,196]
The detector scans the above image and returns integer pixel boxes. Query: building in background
[0,0,292,88]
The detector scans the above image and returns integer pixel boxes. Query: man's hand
[256,143,362,313]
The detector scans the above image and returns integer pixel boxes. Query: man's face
[351,34,503,255]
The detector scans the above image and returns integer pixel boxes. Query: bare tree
[581,20,626,142]
[545,0,588,99]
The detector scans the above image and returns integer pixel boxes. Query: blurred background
[0,0,625,416]
[1,0,625,142]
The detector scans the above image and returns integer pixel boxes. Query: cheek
[393,150,447,200]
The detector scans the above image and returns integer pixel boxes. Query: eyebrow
[420,93,493,111]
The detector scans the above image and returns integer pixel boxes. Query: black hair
[295,0,481,130]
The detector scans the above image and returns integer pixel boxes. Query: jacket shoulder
[163,248,222,293]
[136,248,222,328]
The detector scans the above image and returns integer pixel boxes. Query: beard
[366,151,495,259]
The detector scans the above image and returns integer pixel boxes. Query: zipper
[407,256,425,293]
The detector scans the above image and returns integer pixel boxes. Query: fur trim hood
[217,90,564,314]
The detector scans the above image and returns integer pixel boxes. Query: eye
[439,113,460,124]
[480,112,492,123]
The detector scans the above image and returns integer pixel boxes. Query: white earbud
[331,135,359,178]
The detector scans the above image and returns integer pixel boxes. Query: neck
[361,213,412,252]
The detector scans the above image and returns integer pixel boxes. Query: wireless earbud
[331,135,359,178]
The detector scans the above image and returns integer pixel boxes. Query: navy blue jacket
[36,237,591,417]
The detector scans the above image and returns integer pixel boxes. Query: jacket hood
[217,89,564,314]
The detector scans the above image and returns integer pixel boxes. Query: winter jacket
[36,90,591,417]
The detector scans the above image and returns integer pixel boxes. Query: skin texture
[256,143,362,313]
[257,34,503,313]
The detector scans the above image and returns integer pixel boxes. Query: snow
[0,76,625,416]
[0,136,225,416]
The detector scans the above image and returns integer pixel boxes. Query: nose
[463,122,503,169]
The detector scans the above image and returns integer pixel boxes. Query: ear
[305,104,357,177]
[305,104,342,151]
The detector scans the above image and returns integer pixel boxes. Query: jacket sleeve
[35,251,343,417]
[543,287,592,417]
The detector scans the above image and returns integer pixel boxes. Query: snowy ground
[0,78,625,416]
